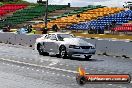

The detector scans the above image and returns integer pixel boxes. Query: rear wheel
[37,44,48,56]
[59,46,67,59]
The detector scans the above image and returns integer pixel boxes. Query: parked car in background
[35,33,96,59]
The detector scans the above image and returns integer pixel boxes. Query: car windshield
[57,34,74,41]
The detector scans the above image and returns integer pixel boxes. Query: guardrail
[0,32,132,58]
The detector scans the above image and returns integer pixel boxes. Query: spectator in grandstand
[2,25,10,32]
[27,24,32,33]
[77,14,80,18]
[52,24,59,32]
[42,27,48,34]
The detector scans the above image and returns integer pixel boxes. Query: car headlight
[69,45,80,49]
[91,46,95,49]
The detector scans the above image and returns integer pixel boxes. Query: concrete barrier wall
[0,32,132,58]
[82,38,132,58]
[15,34,41,47]
[0,32,41,47]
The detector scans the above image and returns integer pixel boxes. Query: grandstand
[68,9,132,33]
[31,3,132,35]
[0,0,132,36]
[112,23,132,32]
[32,5,106,29]
[0,4,68,28]
[0,4,27,16]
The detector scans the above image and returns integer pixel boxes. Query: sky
[24,0,130,7]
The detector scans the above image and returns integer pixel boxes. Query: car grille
[80,46,92,49]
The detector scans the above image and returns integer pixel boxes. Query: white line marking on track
[0,58,78,74]
[130,81,132,83]
[49,62,57,66]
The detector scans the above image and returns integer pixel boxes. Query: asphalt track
[0,43,132,88]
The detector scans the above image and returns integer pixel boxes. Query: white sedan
[35,33,96,59]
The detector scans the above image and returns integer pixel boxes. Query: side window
[48,34,57,40]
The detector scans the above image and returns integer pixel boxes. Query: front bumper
[67,48,96,58]
[72,53,94,58]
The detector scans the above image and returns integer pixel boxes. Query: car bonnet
[63,38,94,46]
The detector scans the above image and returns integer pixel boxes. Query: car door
[45,34,58,54]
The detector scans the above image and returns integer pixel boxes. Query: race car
[35,32,96,59]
